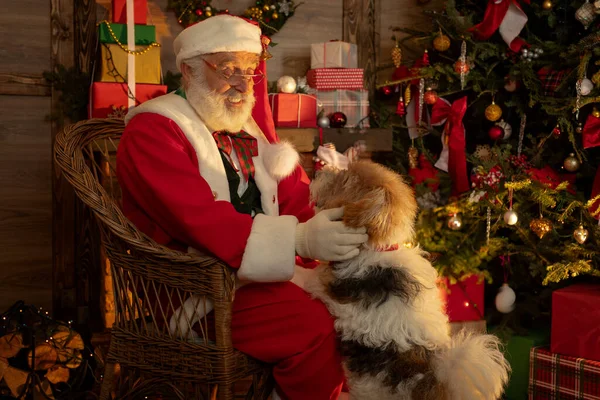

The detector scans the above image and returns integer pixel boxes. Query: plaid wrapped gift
[316,89,370,128]
[529,347,600,399]
[307,69,364,90]
[537,67,573,97]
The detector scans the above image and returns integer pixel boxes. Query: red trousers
[231,282,344,400]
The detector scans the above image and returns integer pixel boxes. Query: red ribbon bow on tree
[583,114,600,219]
[469,0,530,53]
[430,96,470,196]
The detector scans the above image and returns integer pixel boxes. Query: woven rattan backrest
[54,119,235,344]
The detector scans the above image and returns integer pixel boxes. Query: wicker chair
[54,118,273,400]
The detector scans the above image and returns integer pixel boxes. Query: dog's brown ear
[343,187,395,245]
[343,170,418,246]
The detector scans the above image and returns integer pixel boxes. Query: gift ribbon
[431,96,470,195]
[126,0,136,109]
[469,0,529,53]
[321,41,354,68]
[583,114,600,149]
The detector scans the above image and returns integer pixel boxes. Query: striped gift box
[307,69,364,90]
[529,347,600,399]
[316,89,370,128]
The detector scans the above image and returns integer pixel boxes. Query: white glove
[295,207,368,261]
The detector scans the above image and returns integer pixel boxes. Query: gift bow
[431,96,470,195]
[469,0,530,53]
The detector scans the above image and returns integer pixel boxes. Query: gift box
[98,22,156,45]
[438,274,484,322]
[88,82,167,118]
[316,89,370,128]
[113,0,147,25]
[307,69,364,90]
[529,346,600,399]
[498,329,550,400]
[311,41,358,69]
[98,43,162,84]
[268,93,317,128]
[551,284,600,362]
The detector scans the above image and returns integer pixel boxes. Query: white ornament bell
[578,78,594,96]
[277,76,297,94]
[503,209,518,225]
[495,283,516,314]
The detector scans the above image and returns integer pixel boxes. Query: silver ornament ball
[504,209,519,225]
[447,214,463,230]
[563,153,581,172]
[496,119,513,139]
[495,283,516,314]
[317,115,330,128]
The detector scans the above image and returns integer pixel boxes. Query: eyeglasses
[202,59,265,85]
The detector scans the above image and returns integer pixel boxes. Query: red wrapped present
[438,274,484,322]
[268,93,317,128]
[89,82,167,118]
[529,346,600,399]
[551,284,600,362]
[316,89,370,128]
[307,69,364,90]
[113,0,147,25]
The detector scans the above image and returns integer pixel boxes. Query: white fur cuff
[237,214,298,282]
[261,141,300,180]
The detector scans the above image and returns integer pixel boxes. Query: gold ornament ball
[433,34,451,52]
[447,214,463,230]
[563,153,580,172]
[263,4,271,11]
[205,10,212,17]
[530,218,553,239]
[485,103,503,122]
[574,225,589,244]
[542,0,553,9]
[272,12,279,19]
[454,60,470,74]
[593,108,600,118]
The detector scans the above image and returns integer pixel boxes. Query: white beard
[186,72,255,133]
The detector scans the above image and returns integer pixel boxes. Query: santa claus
[116,14,366,400]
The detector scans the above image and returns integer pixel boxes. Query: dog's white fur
[303,162,510,400]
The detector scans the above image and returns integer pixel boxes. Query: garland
[167,0,301,36]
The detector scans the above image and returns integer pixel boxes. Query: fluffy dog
[304,160,510,400]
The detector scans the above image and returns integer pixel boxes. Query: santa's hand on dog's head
[295,207,369,262]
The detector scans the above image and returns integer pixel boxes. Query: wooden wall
[0,1,53,311]
[95,0,343,81]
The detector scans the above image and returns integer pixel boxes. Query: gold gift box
[98,43,161,85]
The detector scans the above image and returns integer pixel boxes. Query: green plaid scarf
[212,130,258,182]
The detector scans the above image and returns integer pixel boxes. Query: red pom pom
[488,126,504,140]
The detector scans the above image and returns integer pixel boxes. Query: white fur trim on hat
[174,15,262,70]
[261,141,300,180]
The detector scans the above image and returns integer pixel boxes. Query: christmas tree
[373,0,600,330]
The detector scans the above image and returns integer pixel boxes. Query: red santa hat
[174,15,300,180]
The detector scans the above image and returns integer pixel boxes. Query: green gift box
[496,329,550,400]
[98,21,156,45]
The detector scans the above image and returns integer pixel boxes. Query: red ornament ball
[552,125,561,139]
[329,112,348,128]
[454,60,470,74]
[195,8,203,16]
[488,126,504,140]
[380,86,393,97]
[424,90,438,105]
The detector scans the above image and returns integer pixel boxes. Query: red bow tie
[212,130,258,182]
